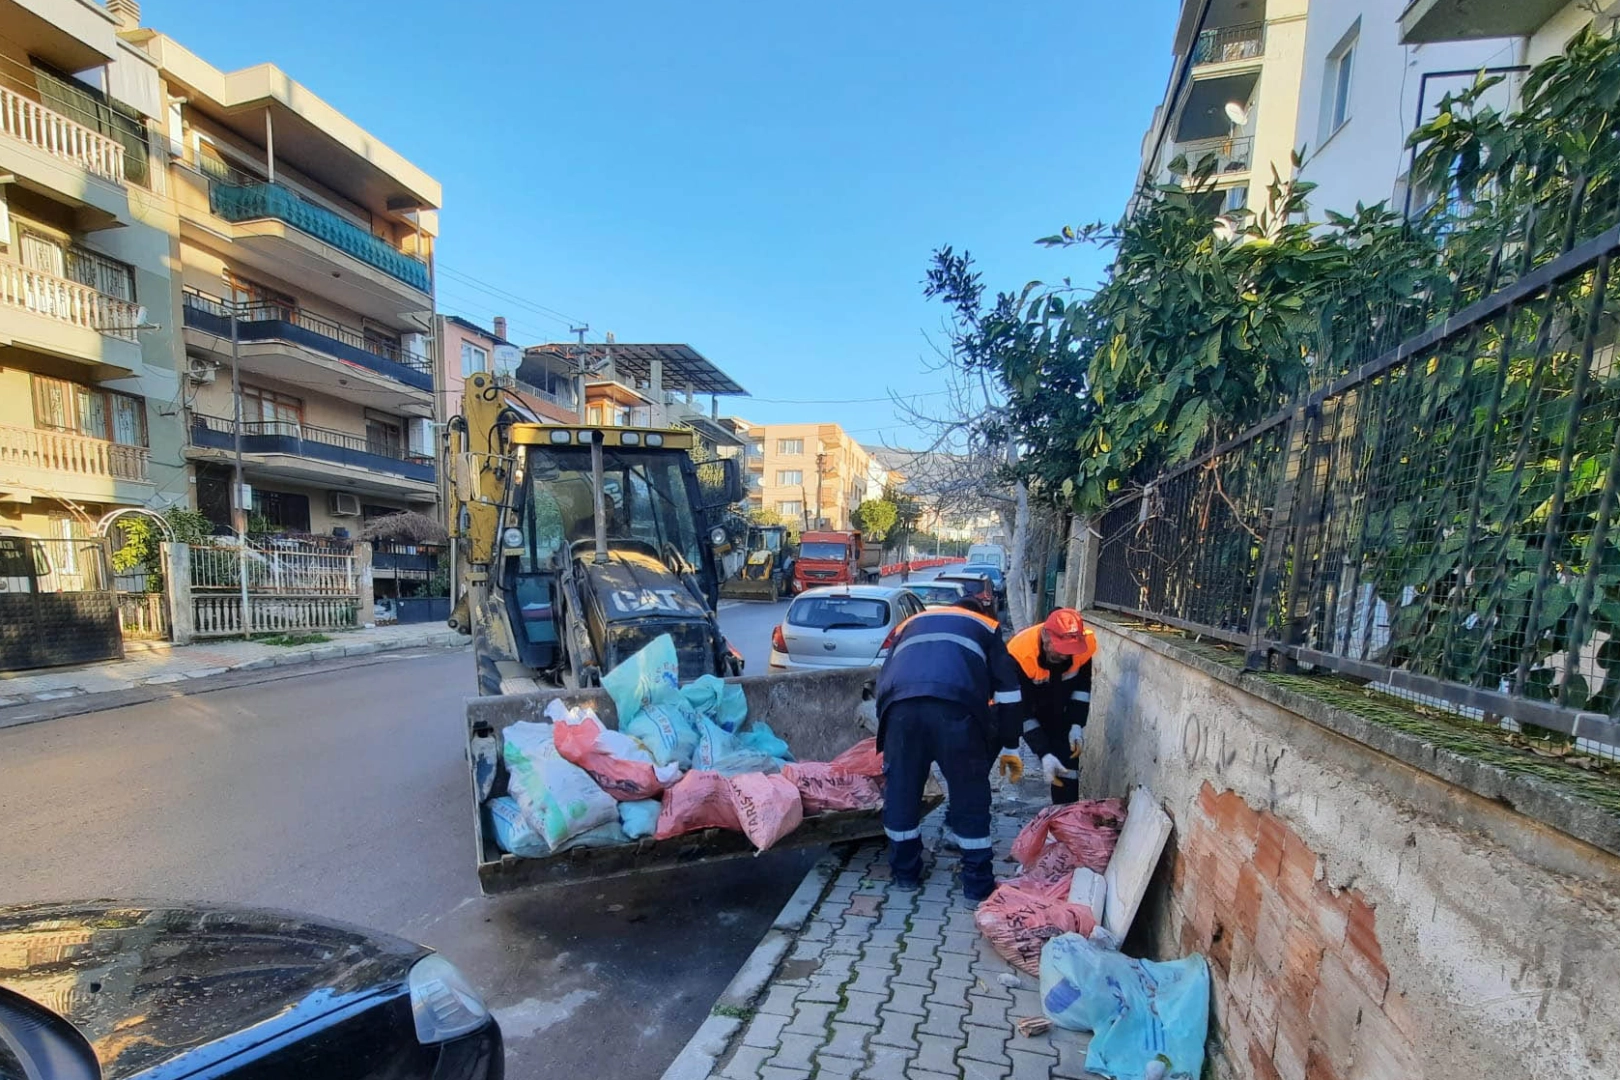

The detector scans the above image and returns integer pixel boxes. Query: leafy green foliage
[852,498,898,542]
[111,506,214,592]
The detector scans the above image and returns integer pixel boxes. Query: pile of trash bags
[483,634,885,858]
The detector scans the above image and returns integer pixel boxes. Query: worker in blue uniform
[874,595,1026,902]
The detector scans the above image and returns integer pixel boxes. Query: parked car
[0,901,503,1080]
[935,571,997,614]
[906,580,968,608]
[769,585,925,670]
[957,563,1008,606]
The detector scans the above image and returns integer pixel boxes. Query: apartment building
[1400,0,1610,64]
[1136,0,1312,221]
[438,314,575,424]
[747,422,874,531]
[122,24,444,539]
[0,0,184,542]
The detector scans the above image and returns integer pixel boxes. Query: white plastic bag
[619,799,661,839]
[503,721,620,850]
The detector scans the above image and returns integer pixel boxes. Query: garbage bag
[602,633,681,721]
[1040,933,1210,1080]
[551,701,682,800]
[829,737,883,778]
[681,674,748,732]
[486,795,548,857]
[471,732,500,802]
[1027,838,1083,884]
[693,718,739,770]
[557,817,628,851]
[655,770,740,839]
[975,875,1097,976]
[504,721,620,850]
[782,762,884,813]
[1011,799,1127,874]
[619,798,660,840]
[710,750,787,776]
[734,720,794,762]
[727,772,803,852]
[624,698,704,768]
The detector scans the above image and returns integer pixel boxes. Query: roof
[442,315,511,347]
[681,414,746,448]
[530,343,748,397]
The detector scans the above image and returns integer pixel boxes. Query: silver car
[768,585,924,670]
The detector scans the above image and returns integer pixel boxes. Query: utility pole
[226,285,250,640]
[570,324,590,422]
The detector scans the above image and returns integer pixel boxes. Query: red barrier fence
[878,556,966,577]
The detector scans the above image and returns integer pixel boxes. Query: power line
[747,390,952,405]
[435,264,590,330]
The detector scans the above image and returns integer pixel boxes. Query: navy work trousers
[880,697,994,898]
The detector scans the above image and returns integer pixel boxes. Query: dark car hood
[0,902,427,1080]
[582,550,709,624]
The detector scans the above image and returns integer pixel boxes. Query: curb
[658,849,849,1080]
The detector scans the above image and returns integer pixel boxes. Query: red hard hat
[1043,608,1088,657]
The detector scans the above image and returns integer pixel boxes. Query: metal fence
[1096,208,1620,755]
[186,542,359,638]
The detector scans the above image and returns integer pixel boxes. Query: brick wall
[1171,783,1420,1080]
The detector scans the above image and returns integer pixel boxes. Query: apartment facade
[438,314,575,425]
[748,422,874,531]
[131,24,443,538]
[0,0,185,543]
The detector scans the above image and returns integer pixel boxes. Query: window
[241,386,303,433]
[30,376,146,446]
[461,341,488,377]
[788,595,890,630]
[1321,27,1358,142]
[252,488,311,533]
[66,246,135,301]
[777,500,803,519]
[366,417,403,458]
[776,469,803,486]
[778,438,804,455]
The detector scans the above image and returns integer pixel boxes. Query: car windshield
[789,596,890,630]
[961,565,1003,583]
[523,446,703,569]
[913,584,962,602]
[799,542,848,561]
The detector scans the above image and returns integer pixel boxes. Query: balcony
[188,413,435,494]
[1174,135,1254,175]
[1399,0,1566,44]
[1192,22,1265,68]
[0,422,152,505]
[182,291,432,407]
[207,180,430,293]
[0,86,125,184]
[0,260,143,374]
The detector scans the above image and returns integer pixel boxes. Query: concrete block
[722,1046,775,1080]
[658,1014,742,1080]
[717,930,791,1012]
[1102,785,1173,941]
[181,667,230,679]
[869,1008,922,1050]
[912,1033,962,1075]
[959,1024,1011,1066]
[784,1002,837,1036]
[742,1012,790,1049]
[820,1021,874,1062]
[767,1033,826,1072]
[885,982,930,1017]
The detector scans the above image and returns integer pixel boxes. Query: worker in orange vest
[1006,608,1096,804]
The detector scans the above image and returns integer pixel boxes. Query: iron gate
[0,535,122,671]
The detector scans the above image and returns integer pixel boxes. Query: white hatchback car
[768,585,924,670]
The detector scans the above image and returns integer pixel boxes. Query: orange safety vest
[1007,624,1096,681]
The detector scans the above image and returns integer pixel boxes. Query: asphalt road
[0,636,816,1080]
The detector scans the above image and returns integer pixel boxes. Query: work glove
[1069,724,1085,758]
[997,753,1024,784]
[1041,753,1065,788]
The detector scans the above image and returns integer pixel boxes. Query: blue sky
[143,1,1176,446]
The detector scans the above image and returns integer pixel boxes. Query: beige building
[1400,0,1610,65]
[1135,0,1311,222]
[743,422,874,531]
[0,0,185,542]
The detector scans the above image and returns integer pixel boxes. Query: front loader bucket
[720,577,779,601]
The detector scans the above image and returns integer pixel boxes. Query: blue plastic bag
[681,674,749,732]
[1039,933,1210,1080]
[619,799,660,839]
[735,720,793,763]
[624,697,704,768]
[486,795,549,857]
[602,633,681,721]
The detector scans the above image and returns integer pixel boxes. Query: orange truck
[792,530,881,592]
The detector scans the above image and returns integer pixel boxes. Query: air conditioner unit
[328,492,362,517]
[186,357,216,384]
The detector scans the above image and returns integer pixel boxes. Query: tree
[747,506,801,544]
[111,506,212,593]
[853,498,898,543]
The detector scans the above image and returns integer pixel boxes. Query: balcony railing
[189,412,434,484]
[182,290,432,391]
[1175,135,1255,174]
[0,261,140,341]
[1193,22,1265,65]
[0,423,150,483]
[0,87,126,185]
[207,179,431,293]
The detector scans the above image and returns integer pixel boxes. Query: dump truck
[792,530,877,592]
[720,524,794,601]
[447,372,914,891]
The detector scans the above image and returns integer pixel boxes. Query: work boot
[891,876,922,892]
[961,877,997,904]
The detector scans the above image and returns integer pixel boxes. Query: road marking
[718,601,742,610]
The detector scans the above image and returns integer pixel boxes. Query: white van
[967,543,1006,571]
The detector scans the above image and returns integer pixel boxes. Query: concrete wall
[1295,0,1520,216]
[1082,615,1620,1080]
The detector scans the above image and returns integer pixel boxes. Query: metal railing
[206,178,431,292]
[189,412,431,467]
[0,86,126,184]
[1094,201,1620,753]
[0,261,141,341]
[1175,135,1254,174]
[182,289,432,376]
[189,543,357,595]
[0,423,150,483]
[1192,22,1265,66]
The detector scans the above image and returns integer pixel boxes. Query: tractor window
[527,447,704,569]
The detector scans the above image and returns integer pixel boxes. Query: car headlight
[409,954,490,1043]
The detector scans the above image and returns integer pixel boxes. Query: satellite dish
[1224,102,1250,127]
[492,344,522,380]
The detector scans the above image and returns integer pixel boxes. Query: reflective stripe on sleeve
[884,826,923,842]
[1022,718,1041,733]
[993,689,1021,704]
[945,829,993,850]
[891,632,986,662]
[1071,690,1091,702]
